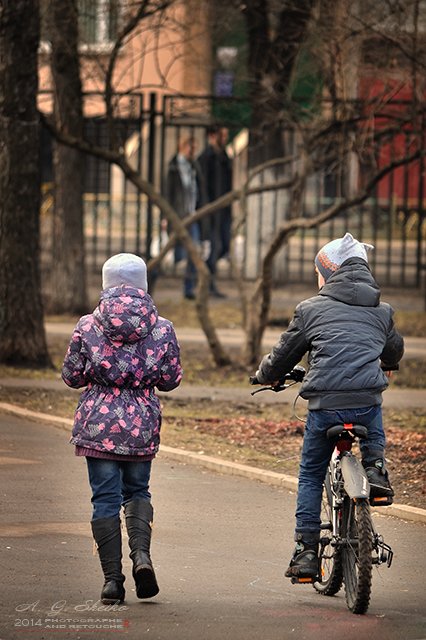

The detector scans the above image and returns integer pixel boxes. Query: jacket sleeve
[195,161,208,208]
[257,305,309,384]
[380,309,404,368]
[156,324,183,392]
[165,164,174,204]
[61,324,89,389]
[197,149,215,202]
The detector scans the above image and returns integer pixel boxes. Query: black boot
[124,499,159,599]
[364,458,394,498]
[285,532,319,580]
[91,517,126,604]
[209,278,227,298]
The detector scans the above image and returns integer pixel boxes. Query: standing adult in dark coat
[197,126,233,298]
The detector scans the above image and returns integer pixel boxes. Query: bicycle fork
[331,452,393,568]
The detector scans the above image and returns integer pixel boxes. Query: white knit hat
[315,232,374,281]
[102,253,148,291]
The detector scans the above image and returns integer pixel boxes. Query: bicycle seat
[326,423,368,440]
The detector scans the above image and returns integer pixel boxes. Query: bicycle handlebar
[249,365,306,394]
[250,362,398,395]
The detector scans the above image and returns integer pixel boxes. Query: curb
[1,401,425,526]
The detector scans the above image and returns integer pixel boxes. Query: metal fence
[40,92,426,289]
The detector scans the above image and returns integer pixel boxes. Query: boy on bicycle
[254,232,404,580]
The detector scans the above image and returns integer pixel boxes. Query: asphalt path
[45,322,426,361]
[1,413,425,640]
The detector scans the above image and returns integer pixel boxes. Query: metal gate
[40,92,426,288]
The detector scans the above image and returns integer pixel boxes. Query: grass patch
[394,310,426,337]
[0,387,78,417]
[156,297,244,330]
[393,358,426,389]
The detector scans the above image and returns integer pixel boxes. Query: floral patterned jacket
[62,286,182,457]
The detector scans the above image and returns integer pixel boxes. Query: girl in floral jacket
[62,253,182,604]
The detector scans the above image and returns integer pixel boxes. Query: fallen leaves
[167,413,426,508]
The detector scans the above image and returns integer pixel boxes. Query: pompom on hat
[102,253,148,291]
[315,232,374,282]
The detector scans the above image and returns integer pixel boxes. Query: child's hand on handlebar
[380,363,398,378]
[249,371,261,385]
[249,372,280,387]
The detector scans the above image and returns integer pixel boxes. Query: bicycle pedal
[370,496,393,506]
[290,576,316,585]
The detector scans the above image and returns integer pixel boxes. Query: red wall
[358,76,425,205]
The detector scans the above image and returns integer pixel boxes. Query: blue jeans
[86,457,152,521]
[295,406,385,535]
[174,222,201,296]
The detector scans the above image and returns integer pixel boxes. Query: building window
[79,0,120,45]
[40,0,121,51]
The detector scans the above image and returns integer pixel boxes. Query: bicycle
[250,366,394,615]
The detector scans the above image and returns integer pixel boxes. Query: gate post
[146,92,157,261]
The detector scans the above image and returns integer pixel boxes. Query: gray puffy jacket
[257,258,404,409]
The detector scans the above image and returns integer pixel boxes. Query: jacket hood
[93,286,158,343]
[318,258,380,307]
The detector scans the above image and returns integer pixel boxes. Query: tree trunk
[243,0,316,165]
[0,0,51,366]
[239,1,315,366]
[242,169,307,366]
[47,0,87,314]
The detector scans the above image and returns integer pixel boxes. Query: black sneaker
[365,459,394,497]
[285,535,319,579]
[210,288,227,299]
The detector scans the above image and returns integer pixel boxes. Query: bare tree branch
[240,146,426,364]
[40,110,232,365]
[104,0,174,147]
[349,5,426,72]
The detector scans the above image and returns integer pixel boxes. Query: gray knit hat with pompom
[315,232,374,282]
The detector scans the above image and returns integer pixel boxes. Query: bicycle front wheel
[314,474,343,596]
[341,497,373,614]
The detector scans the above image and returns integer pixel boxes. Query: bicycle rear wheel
[314,474,343,596]
[341,497,373,614]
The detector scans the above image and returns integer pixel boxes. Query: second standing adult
[165,136,206,300]
[197,126,232,298]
